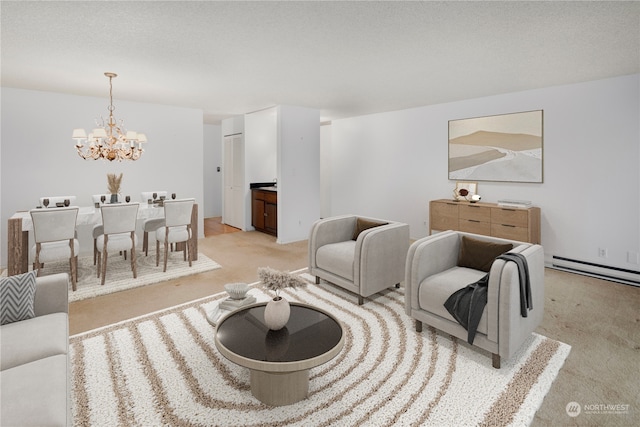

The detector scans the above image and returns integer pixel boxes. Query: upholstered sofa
[309,215,410,304]
[405,231,544,368]
[1,272,70,426]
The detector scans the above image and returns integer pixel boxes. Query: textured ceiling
[2,1,639,124]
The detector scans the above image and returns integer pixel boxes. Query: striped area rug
[70,269,570,426]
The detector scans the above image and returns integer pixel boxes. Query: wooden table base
[250,369,310,406]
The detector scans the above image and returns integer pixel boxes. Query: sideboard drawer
[459,219,491,236]
[459,204,491,222]
[491,223,529,242]
[491,207,529,227]
[430,201,459,230]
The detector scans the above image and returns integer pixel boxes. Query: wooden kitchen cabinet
[252,188,277,236]
[429,199,541,244]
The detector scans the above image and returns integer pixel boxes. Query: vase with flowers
[107,173,123,203]
[257,267,306,330]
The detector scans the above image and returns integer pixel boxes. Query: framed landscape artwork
[448,110,543,183]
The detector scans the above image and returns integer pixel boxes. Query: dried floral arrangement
[257,267,306,299]
[107,173,123,194]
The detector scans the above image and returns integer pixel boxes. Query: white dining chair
[91,193,124,264]
[29,206,79,291]
[96,203,139,286]
[156,198,195,272]
[140,191,167,256]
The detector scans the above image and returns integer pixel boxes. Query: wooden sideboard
[429,199,541,244]
[252,188,277,236]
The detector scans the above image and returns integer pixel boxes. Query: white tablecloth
[11,204,165,231]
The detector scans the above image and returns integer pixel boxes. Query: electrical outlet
[628,251,640,264]
[598,248,608,258]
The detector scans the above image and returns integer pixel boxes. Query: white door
[223,134,244,229]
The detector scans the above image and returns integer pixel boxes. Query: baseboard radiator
[550,255,640,287]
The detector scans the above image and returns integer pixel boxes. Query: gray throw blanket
[443,252,532,344]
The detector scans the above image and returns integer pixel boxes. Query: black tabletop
[216,303,343,362]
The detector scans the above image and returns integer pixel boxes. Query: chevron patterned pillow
[0,270,37,325]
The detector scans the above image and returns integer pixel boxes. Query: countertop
[250,183,278,192]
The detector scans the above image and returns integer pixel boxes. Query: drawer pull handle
[502,224,515,228]
[469,220,480,223]
[501,209,516,212]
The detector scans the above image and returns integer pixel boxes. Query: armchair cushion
[352,218,387,240]
[419,266,489,335]
[458,235,513,272]
[0,271,37,325]
[316,240,356,281]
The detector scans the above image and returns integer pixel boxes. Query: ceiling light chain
[72,72,147,162]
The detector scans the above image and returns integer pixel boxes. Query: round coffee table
[214,301,344,406]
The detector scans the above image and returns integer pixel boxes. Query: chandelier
[72,72,147,161]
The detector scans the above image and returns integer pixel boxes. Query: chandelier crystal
[73,72,147,161]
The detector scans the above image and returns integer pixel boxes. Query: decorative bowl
[224,283,249,300]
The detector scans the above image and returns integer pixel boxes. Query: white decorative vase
[264,297,290,330]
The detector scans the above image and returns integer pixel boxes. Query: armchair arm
[355,221,410,298]
[405,230,460,315]
[33,273,69,317]
[309,215,357,269]
[488,244,545,358]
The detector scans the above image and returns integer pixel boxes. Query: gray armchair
[309,215,410,305]
[405,230,544,368]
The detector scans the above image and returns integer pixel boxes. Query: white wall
[329,74,640,272]
[320,123,332,218]
[1,87,204,266]
[245,108,278,185]
[277,105,321,243]
[203,124,222,218]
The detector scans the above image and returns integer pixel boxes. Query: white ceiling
[2,1,639,124]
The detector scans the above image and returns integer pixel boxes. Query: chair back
[39,195,76,207]
[101,203,139,234]
[30,207,79,243]
[163,199,195,227]
[141,191,167,202]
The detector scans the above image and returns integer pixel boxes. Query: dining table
[6,203,198,276]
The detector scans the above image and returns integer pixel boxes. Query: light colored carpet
[70,269,570,426]
[2,250,221,302]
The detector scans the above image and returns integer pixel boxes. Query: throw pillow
[0,270,37,325]
[352,218,388,240]
[458,235,513,272]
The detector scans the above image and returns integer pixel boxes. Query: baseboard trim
[549,255,640,287]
